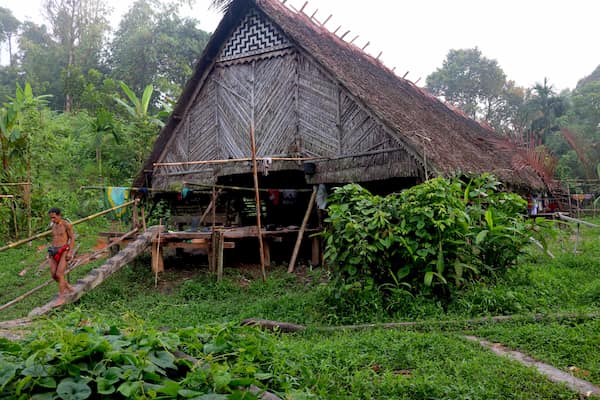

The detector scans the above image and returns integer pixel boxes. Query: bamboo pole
[199,189,222,226]
[250,61,266,282]
[0,229,137,312]
[153,156,323,167]
[211,186,217,273]
[0,182,30,187]
[288,188,317,273]
[0,200,137,252]
[184,182,313,193]
[154,220,163,287]
[555,212,599,228]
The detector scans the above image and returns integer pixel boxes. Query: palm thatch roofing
[134,0,545,190]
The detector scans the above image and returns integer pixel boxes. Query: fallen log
[241,312,600,333]
[28,227,158,317]
[240,318,306,333]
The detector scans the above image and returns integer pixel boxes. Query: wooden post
[288,187,317,273]
[311,236,320,267]
[141,206,147,232]
[132,200,139,229]
[210,186,217,273]
[217,230,225,281]
[263,239,271,267]
[250,61,267,282]
[153,221,164,287]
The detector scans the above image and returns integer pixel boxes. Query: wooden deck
[104,226,322,280]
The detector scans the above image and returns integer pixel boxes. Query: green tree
[109,0,209,99]
[0,7,21,66]
[17,21,65,110]
[426,48,508,123]
[521,78,566,142]
[43,0,111,111]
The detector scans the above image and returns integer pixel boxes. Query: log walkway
[28,227,159,317]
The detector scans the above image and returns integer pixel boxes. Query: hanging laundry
[268,189,280,206]
[104,187,130,220]
[281,189,298,205]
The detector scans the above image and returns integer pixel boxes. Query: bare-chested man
[48,207,75,306]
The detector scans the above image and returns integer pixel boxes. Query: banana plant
[114,81,164,127]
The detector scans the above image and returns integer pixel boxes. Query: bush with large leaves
[323,174,530,307]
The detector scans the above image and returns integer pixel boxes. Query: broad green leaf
[157,380,180,396]
[38,376,57,388]
[56,377,91,400]
[117,380,142,397]
[213,370,232,390]
[178,388,205,397]
[149,350,176,370]
[0,363,16,388]
[141,85,154,115]
[475,230,489,244]
[424,271,434,287]
[22,364,48,378]
[96,377,116,395]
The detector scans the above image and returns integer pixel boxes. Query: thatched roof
[134,0,545,190]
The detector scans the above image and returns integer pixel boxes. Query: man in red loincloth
[47,207,75,306]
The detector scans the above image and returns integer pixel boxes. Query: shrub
[322,174,530,305]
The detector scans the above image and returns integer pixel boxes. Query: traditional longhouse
[134,0,544,228]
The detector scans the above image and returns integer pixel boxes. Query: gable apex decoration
[218,8,292,62]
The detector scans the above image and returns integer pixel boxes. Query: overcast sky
[3,0,599,91]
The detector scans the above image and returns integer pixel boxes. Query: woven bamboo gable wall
[151,7,424,190]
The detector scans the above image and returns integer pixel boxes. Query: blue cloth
[105,187,130,219]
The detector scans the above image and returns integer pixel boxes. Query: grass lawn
[0,219,598,398]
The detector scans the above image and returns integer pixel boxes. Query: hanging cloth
[104,187,131,220]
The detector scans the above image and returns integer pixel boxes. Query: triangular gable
[218,9,292,62]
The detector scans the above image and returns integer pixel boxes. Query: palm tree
[90,109,120,180]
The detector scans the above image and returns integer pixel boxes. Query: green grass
[0,221,599,398]
[273,329,579,399]
[470,318,600,386]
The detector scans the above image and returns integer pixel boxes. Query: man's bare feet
[53,297,66,307]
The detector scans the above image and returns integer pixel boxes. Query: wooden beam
[154,156,323,168]
[288,188,318,273]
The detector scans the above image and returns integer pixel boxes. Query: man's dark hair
[48,207,61,215]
